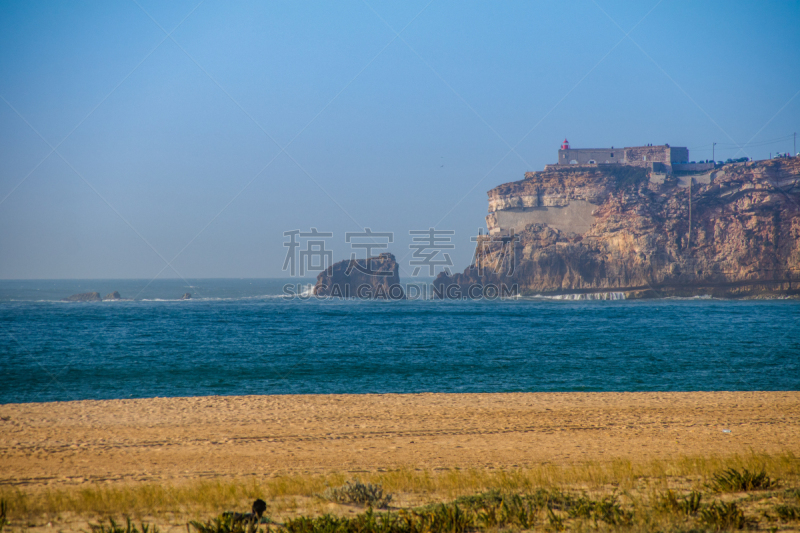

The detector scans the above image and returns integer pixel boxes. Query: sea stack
[314,252,405,299]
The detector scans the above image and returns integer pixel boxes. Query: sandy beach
[1,391,798,489]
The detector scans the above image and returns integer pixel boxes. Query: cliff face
[314,253,405,299]
[436,158,800,298]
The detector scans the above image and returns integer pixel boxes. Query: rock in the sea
[63,292,102,302]
[437,158,800,299]
[314,252,405,299]
[180,293,192,300]
[104,291,121,300]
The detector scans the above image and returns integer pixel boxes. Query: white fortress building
[554,139,692,173]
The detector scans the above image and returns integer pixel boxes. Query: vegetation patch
[2,454,799,532]
[700,500,754,530]
[320,481,392,509]
[89,518,160,533]
[775,503,800,521]
[773,488,800,522]
[657,489,703,515]
[709,468,776,492]
[190,514,263,533]
[183,486,777,533]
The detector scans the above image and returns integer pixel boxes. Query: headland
[436,146,800,299]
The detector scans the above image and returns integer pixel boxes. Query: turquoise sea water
[1,279,798,404]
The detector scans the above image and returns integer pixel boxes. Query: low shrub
[775,504,800,521]
[700,501,753,531]
[658,490,702,515]
[89,518,160,533]
[709,468,776,492]
[283,505,473,533]
[189,514,260,533]
[565,494,631,526]
[321,480,392,509]
[546,507,565,531]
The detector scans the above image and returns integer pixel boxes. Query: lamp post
[713,142,716,163]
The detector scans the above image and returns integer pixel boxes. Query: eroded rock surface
[314,253,405,299]
[437,159,800,298]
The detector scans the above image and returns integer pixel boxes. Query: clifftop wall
[556,145,689,168]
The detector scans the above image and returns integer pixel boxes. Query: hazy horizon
[2,0,799,280]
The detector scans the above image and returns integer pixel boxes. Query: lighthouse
[560,138,570,150]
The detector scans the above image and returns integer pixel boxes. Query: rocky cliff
[435,158,800,298]
[314,252,405,299]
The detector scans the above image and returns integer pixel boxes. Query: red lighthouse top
[561,138,570,150]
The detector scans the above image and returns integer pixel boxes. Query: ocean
[1,279,798,404]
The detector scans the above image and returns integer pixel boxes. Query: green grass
[185,484,794,533]
[772,488,800,522]
[6,482,800,533]
[657,490,703,515]
[2,453,799,532]
[700,500,754,531]
[88,518,160,533]
[189,514,262,533]
[775,503,800,520]
[320,481,392,509]
[709,468,777,493]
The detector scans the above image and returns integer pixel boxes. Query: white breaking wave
[538,291,627,301]
[138,294,291,302]
[663,294,714,300]
[299,284,315,297]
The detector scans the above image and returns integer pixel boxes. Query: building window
[643,155,647,161]
[563,154,566,158]
[610,153,614,157]
[588,160,596,164]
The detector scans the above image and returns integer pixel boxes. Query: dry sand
[1,391,798,489]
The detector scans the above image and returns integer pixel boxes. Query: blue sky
[1,0,799,279]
